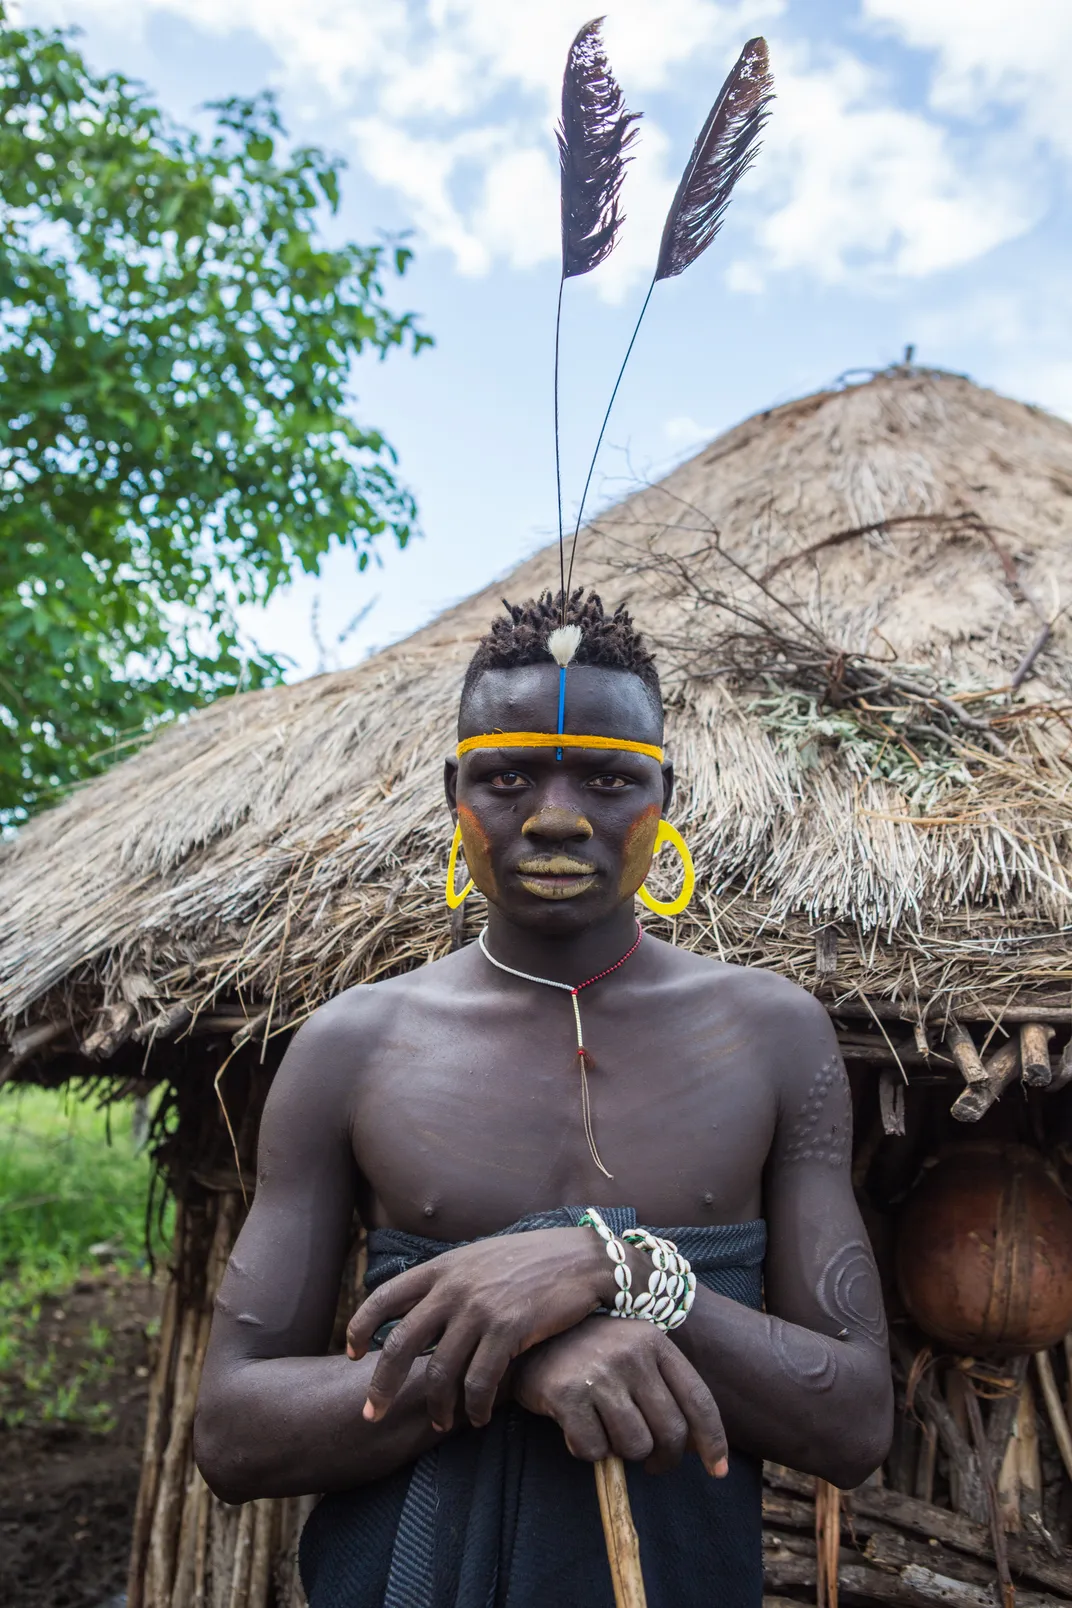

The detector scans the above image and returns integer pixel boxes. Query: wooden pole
[815,1477,841,1608]
[1019,1023,1054,1087]
[946,1021,987,1091]
[595,1457,647,1608]
[960,1373,1014,1608]
[950,1038,1020,1122]
[1033,1349,1072,1484]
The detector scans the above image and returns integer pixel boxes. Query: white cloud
[864,0,1072,157]
[29,0,784,296]
[731,42,1042,286]
[22,0,1066,295]
[663,415,718,452]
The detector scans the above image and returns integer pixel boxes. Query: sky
[17,0,1072,678]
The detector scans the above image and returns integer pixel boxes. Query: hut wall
[127,1050,364,1608]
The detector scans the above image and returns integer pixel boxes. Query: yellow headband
[456,731,664,762]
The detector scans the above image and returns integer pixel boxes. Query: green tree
[0,8,430,822]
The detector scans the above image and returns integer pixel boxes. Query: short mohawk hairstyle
[460,589,661,716]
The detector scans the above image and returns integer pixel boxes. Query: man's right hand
[512,1315,729,1477]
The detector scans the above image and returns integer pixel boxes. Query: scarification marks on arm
[770,1317,839,1393]
[818,1240,887,1345]
[781,1054,852,1169]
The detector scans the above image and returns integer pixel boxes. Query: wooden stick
[960,1371,1015,1608]
[996,1428,1020,1536]
[1048,1042,1072,1095]
[766,1467,1072,1597]
[191,1471,211,1608]
[594,1457,647,1608]
[951,1038,1021,1122]
[900,1563,1007,1608]
[879,1067,906,1136]
[765,1466,1072,1596]
[146,1305,203,1605]
[916,1420,938,1505]
[170,1464,205,1608]
[128,1273,180,1608]
[226,1501,256,1608]
[246,1499,275,1608]
[986,1357,1029,1475]
[815,1477,841,1608]
[1020,1023,1055,1087]
[765,1549,1066,1608]
[946,1020,987,1088]
[1034,1349,1072,1484]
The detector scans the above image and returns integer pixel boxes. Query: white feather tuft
[547,625,582,667]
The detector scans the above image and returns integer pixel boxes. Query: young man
[195,593,892,1608]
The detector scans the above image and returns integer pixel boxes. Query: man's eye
[490,771,530,789]
[587,774,628,789]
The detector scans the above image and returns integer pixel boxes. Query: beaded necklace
[477,922,643,1180]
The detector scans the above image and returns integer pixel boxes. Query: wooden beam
[0,1020,67,1088]
[1020,1023,1056,1087]
[833,999,1072,1027]
[763,1466,1072,1596]
[1048,1041,1072,1095]
[946,1020,987,1090]
[951,1038,1021,1122]
[880,1066,907,1135]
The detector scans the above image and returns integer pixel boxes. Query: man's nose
[521,806,594,843]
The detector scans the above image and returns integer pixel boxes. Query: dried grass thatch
[3,367,1072,1076]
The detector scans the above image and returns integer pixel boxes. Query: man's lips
[515,855,598,900]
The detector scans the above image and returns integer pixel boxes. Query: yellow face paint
[457,732,663,762]
[619,803,661,899]
[457,804,498,901]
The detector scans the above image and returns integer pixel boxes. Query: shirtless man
[195,592,893,1607]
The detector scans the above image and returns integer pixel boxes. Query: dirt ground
[0,1274,162,1608]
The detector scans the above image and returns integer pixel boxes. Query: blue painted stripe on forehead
[556,666,566,761]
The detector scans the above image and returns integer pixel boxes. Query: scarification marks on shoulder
[781,1054,851,1168]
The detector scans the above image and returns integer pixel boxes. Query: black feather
[655,36,773,282]
[558,17,640,280]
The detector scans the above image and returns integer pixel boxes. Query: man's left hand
[346,1227,639,1430]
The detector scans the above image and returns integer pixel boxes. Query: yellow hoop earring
[637,820,695,918]
[445,822,475,909]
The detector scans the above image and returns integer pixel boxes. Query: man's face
[444,663,672,934]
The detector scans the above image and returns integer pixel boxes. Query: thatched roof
[3,367,1072,1077]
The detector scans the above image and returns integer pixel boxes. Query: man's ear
[661,761,674,813]
[444,756,459,819]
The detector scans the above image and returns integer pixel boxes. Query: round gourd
[896,1143,1072,1355]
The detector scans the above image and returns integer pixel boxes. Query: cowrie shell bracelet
[580,1207,697,1332]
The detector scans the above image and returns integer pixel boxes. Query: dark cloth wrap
[300,1206,766,1608]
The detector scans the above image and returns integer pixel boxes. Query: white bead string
[579,1207,696,1332]
[476,925,643,1181]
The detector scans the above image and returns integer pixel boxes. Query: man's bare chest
[349,990,777,1239]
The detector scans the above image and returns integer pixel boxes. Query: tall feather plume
[558,18,640,279]
[553,18,639,623]
[564,37,773,601]
[655,37,773,280]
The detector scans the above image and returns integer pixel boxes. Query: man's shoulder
[665,944,829,1020]
[291,947,471,1049]
[662,944,836,1080]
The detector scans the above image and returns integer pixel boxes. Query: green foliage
[0,1085,169,1429]
[0,6,430,820]
[749,688,973,810]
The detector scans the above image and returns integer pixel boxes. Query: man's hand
[513,1316,729,1476]
[347,1228,635,1431]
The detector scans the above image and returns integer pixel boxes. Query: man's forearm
[672,1289,892,1487]
[194,1353,444,1504]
